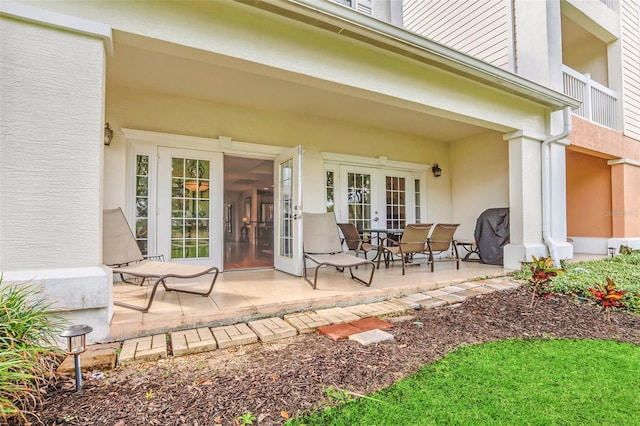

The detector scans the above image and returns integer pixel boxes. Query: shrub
[513,253,640,314]
[0,277,65,424]
[525,256,565,307]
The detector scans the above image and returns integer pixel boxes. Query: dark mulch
[34,285,640,426]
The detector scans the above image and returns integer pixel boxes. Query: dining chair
[426,223,461,272]
[337,222,379,260]
[376,223,433,275]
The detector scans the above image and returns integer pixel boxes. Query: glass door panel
[273,146,303,276]
[339,166,379,231]
[158,148,223,268]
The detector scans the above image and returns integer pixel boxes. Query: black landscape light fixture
[59,324,93,392]
[432,163,442,177]
[608,247,616,257]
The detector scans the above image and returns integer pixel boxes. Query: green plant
[588,278,628,322]
[324,386,354,404]
[526,256,565,307]
[0,277,65,423]
[237,411,257,425]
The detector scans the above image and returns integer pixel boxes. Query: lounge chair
[337,222,379,260]
[377,224,433,275]
[303,212,375,289]
[103,208,219,313]
[426,223,461,272]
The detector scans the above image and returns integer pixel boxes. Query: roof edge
[237,0,581,111]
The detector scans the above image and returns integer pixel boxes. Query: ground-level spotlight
[59,324,93,392]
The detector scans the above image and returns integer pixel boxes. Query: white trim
[0,0,113,55]
[607,158,640,167]
[568,237,610,255]
[121,128,287,159]
[258,0,579,110]
[321,152,430,172]
[502,129,547,142]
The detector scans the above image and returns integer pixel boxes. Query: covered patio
[110,260,509,341]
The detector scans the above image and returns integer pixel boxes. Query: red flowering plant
[588,278,627,322]
[527,256,565,307]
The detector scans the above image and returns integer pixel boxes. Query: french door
[337,166,420,230]
[273,146,303,276]
[157,147,224,267]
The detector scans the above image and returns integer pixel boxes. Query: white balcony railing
[562,65,617,130]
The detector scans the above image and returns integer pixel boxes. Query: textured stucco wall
[566,150,612,238]
[0,11,112,343]
[450,131,509,241]
[0,17,104,270]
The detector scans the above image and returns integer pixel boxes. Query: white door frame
[273,146,304,276]
[123,129,288,270]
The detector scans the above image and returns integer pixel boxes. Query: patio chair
[103,208,219,313]
[303,212,375,289]
[426,223,461,272]
[376,223,433,275]
[337,222,379,260]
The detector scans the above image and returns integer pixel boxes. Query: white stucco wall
[450,131,509,240]
[0,8,112,343]
[20,0,550,135]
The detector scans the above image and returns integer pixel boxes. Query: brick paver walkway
[87,277,521,366]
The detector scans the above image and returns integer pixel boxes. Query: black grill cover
[473,208,510,265]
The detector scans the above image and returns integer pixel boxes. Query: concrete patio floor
[110,259,509,341]
[109,253,607,342]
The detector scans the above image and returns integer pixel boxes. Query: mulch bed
[34,285,640,426]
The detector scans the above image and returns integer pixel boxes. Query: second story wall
[403,0,512,70]
[621,0,640,140]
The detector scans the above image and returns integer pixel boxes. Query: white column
[503,131,547,269]
[0,4,113,343]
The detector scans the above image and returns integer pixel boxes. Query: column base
[503,243,547,270]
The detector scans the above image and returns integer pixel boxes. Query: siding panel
[403,0,510,69]
[621,0,640,139]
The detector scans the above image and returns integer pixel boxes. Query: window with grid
[385,176,406,229]
[347,172,371,231]
[414,179,421,223]
[326,171,335,212]
[134,155,150,255]
[170,158,210,259]
[279,158,293,258]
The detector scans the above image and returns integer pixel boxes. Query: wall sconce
[104,122,114,146]
[432,163,442,177]
[59,324,93,392]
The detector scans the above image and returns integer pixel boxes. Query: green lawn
[289,339,640,426]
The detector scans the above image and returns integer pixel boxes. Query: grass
[513,252,640,313]
[289,339,640,425]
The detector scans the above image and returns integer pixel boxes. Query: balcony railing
[562,65,617,130]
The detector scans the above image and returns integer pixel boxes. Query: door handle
[373,217,379,222]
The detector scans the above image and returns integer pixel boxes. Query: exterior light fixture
[104,122,114,146]
[608,247,616,257]
[432,163,442,177]
[59,324,93,392]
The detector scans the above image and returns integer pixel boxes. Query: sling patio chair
[337,222,379,260]
[376,223,433,275]
[103,208,219,313]
[303,212,375,289]
[426,223,461,272]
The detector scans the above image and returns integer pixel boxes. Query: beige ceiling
[107,37,490,143]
